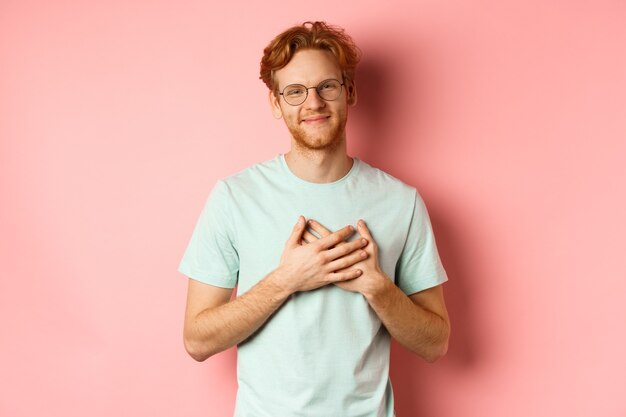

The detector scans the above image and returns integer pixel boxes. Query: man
[179,21,450,417]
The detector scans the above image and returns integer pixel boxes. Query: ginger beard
[269,49,354,152]
[284,107,348,152]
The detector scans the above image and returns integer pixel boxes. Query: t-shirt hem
[401,274,448,296]
[178,264,237,288]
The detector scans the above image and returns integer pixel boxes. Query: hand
[303,219,385,296]
[273,216,370,295]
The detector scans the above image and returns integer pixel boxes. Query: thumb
[287,216,306,247]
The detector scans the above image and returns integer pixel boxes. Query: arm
[182,217,369,362]
[364,280,450,363]
[304,218,450,363]
[183,272,291,362]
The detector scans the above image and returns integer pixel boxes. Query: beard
[286,114,347,152]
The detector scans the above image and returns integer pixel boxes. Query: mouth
[301,115,330,124]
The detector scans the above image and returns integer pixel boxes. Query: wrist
[363,271,391,303]
[267,267,295,300]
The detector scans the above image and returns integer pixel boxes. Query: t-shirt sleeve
[395,189,448,295]
[177,180,239,288]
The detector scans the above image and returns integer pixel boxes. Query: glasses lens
[317,80,342,101]
[283,84,307,105]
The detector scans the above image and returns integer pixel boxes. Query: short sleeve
[178,180,239,288]
[395,190,448,295]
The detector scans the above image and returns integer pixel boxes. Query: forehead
[274,49,342,88]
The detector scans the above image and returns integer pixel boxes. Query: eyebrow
[282,77,342,87]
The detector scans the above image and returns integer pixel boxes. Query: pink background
[1,1,625,416]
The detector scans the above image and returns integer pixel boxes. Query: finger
[318,225,355,250]
[357,219,373,240]
[308,219,348,247]
[326,237,368,261]
[327,268,362,283]
[307,219,332,237]
[302,229,319,244]
[326,249,368,272]
[286,216,306,247]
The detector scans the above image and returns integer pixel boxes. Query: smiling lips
[301,115,330,124]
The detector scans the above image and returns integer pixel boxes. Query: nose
[303,87,326,109]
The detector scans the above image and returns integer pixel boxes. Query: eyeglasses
[279,79,345,106]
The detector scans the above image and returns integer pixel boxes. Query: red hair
[260,21,361,94]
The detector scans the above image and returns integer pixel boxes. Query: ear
[269,90,283,119]
[346,80,358,106]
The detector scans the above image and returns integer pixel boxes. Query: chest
[230,187,410,294]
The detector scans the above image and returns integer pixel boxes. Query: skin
[303,219,450,362]
[269,48,357,184]
[183,48,450,363]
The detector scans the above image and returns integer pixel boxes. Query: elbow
[187,349,211,363]
[183,335,214,362]
[423,340,448,363]
[423,323,450,363]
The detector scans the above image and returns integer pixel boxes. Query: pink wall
[1,1,625,416]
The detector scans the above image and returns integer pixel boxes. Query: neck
[284,142,353,184]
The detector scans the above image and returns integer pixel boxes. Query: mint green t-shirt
[178,153,448,417]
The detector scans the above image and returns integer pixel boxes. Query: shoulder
[217,154,282,193]
[355,157,418,202]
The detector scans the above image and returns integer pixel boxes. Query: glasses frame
[278,78,345,106]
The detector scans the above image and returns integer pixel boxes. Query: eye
[284,86,305,96]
